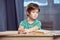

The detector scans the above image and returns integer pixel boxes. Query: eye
[32,11,35,13]
[36,12,38,13]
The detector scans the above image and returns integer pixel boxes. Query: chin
[32,17,37,20]
[33,18,36,20]
[34,17,37,19]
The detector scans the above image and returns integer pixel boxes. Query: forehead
[31,9,39,12]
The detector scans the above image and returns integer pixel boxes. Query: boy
[18,3,41,34]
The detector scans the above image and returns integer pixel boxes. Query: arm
[18,26,24,34]
[25,26,39,33]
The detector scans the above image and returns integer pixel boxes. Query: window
[54,0,60,4]
[24,0,48,7]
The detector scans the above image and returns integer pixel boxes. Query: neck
[27,17,35,24]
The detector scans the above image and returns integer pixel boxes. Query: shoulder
[19,20,27,26]
[20,20,26,24]
[35,20,41,23]
[35,20,42,25]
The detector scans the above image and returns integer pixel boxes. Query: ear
[26,11,29,16]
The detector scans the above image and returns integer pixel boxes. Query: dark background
[0,0,24,31]
[0,0,60,31]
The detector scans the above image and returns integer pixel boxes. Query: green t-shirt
[19,20,42,30]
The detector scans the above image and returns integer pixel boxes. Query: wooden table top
[0,31,53,37]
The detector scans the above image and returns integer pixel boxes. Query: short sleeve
[36,21,42,30]
[19,21,25,27]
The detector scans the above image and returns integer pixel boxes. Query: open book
[34,29,52,35]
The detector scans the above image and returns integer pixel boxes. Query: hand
[18,29,24,34]
[24,30,30,35]
[18,26,25,34]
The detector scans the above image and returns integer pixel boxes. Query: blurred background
[0,0,60,31]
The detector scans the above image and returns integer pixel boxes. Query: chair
[41,21,53,30]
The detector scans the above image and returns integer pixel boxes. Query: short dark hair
[26,3,40,16]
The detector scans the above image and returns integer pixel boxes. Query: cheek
[35,14,38,17]
[30,13,38,17]
[36,14,38,16]
[30,13,34,16]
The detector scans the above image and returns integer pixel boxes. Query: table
[0,31,53,40]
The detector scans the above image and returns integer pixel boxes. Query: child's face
[29,9,39,20]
